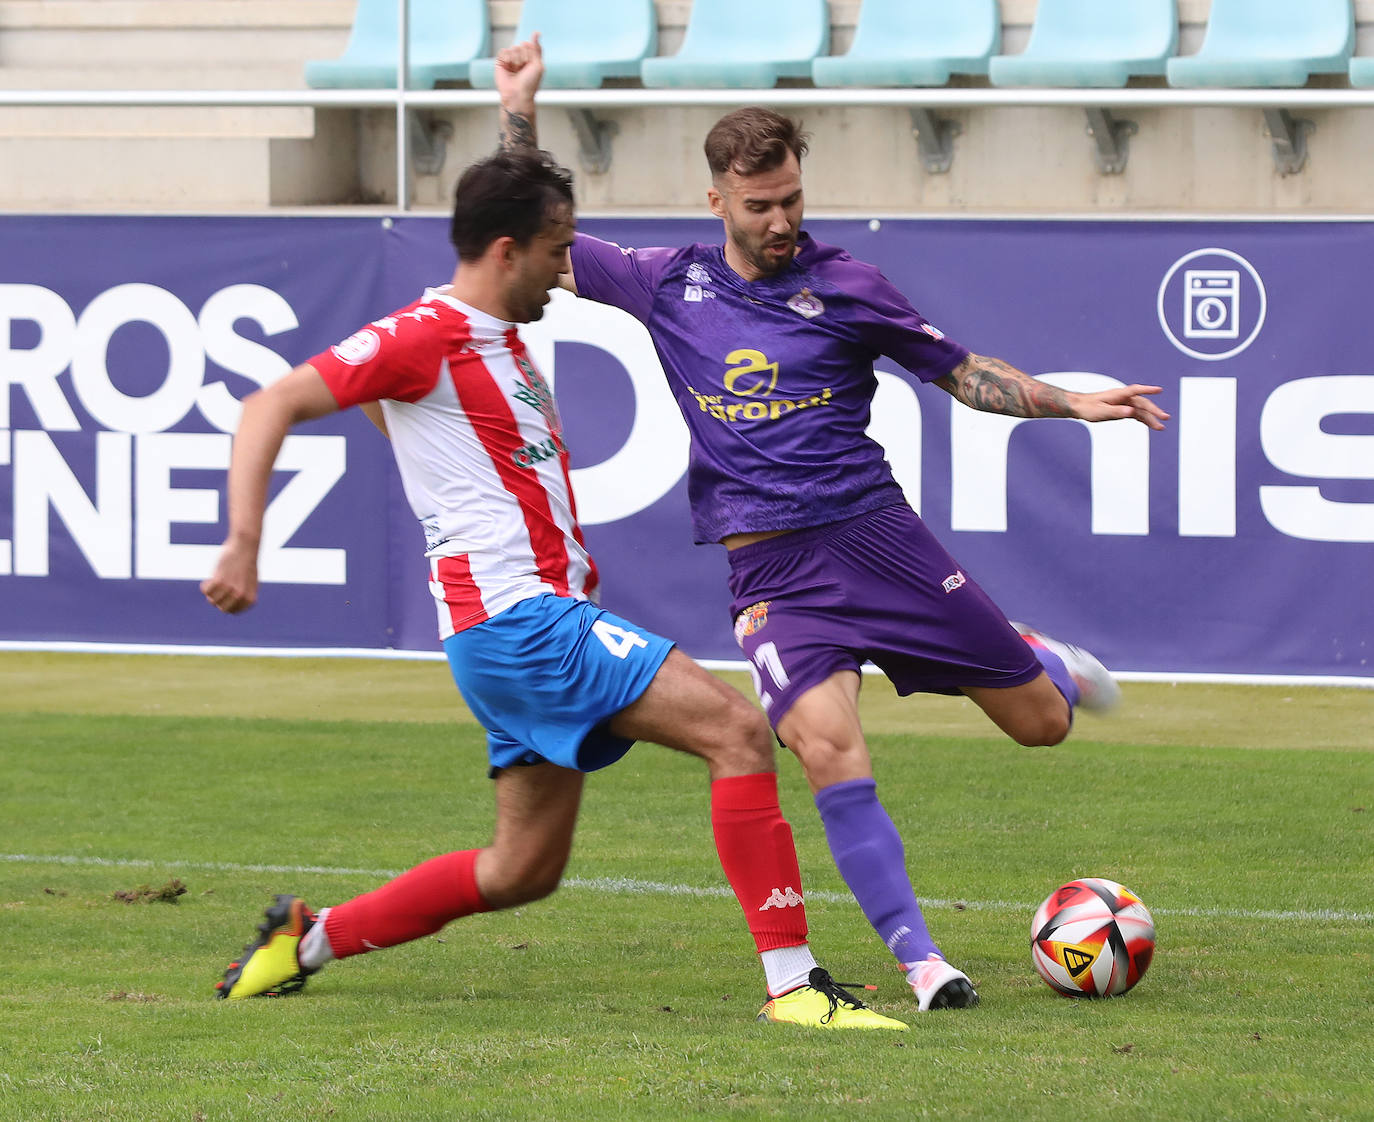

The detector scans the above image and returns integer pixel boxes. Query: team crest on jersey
[786,288,824,319]
[734,601,771,644]
[331,327,381,366]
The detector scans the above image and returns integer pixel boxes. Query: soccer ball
[1030,877,1155,997]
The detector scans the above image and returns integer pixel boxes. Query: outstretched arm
[200,365,341,614]
[935,352,1169,430]
[497,33,543,151]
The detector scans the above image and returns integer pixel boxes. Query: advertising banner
[1,214,1370,682]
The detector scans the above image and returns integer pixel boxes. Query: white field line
[4,853,1370,924]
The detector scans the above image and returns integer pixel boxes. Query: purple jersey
[571,232,969,543]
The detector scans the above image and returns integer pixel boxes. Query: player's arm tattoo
[935,353,1075,419]
[499,110,537,151]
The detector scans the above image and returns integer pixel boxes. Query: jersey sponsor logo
[688,382,833,424]
[723,349,780,397]
[759,886,804,911]
[512,355,562,435]
[510,432,568,468]
[331,327,380,366]
[919,319,947,341]
[733,600,770,643]
[686,262,712,285]
[684,284,703,302]
[941,570,966,593]
[786,288,824,319]
[688,349,835,423]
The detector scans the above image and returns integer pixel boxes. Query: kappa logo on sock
[759,886,804,911]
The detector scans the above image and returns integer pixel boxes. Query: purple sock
[814,777,939,967]
[1028,641,1080,710]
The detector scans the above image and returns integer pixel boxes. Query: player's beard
[513,283,553,323]
[741,233,796,277]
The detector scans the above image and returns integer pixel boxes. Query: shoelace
[805,967,874,1024]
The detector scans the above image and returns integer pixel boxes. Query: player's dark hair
[704,107,810,179]
[449,149,575,263]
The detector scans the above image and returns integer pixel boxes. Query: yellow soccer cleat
[216,894,318,1000]
[757,968,908,1031]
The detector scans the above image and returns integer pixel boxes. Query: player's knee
[708,693,774,773]
[1011,709,1072,747]
[784,731,871,788]
[480,852,568,908]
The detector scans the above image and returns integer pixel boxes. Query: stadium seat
[1166,0,1354,87]
[641,0,828,88]
[812,0,1000,87]
[304,0,489,89]
[988,0,1177,88]
[1350,55,1374,87]
[468,0,656,90]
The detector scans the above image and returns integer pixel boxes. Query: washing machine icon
[1183,270,1241,339]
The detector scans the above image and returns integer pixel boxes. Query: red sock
[711,772,809,953]
[323,849,491,959]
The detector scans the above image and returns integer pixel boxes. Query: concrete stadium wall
[4,0,1374,212]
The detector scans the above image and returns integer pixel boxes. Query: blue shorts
[726,504,1041,728]
[443,594,674,775]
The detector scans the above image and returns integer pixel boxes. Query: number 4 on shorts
[592,620,649,659]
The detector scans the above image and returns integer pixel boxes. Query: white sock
[760,942,818,996]
[299,906,335,971]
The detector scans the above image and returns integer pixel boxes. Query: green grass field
[1,651,1371,1121]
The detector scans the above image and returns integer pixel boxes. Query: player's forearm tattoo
[937,354,1075,419]
[500,112,537,151]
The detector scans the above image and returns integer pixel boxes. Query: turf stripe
[5,852,1370,924]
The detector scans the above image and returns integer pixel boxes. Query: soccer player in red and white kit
[201,148,905,1030]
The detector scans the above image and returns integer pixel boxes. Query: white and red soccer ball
[1031,877,1156,997]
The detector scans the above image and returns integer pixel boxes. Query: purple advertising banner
[1,214,1371,682]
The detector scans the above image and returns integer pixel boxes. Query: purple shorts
[726,504,1041,727]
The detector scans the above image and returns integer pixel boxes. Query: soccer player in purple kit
[498,36,1169,1013]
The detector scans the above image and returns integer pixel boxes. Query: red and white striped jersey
[309,286,599,639]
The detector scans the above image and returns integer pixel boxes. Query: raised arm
[496,33,543,152]
[200,364,341,614]
[935,352,1169,430]
[495,33,579,294]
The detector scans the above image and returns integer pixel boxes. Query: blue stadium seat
[1166,0,1353,87]
[812,0,1000,87]
[1350,55,1374,87]
[988,0,1177,88]
[641,0,828,88]
[469,0,657,90]
[305,0,488,89]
